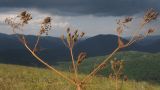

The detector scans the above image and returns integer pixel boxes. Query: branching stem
[70,48,78,82]
[82,47,120,83]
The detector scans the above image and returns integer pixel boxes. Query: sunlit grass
[0,51,160,90]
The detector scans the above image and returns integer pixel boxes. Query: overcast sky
[0,0,160,37]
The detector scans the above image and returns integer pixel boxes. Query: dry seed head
[80,32,85,37]
[147,28,155,34]
[19,11,32,24]
[43,17,51,24]
[63,28,85,48]
[111,59,124,72]
[77,52,87,65]
[67,28,70,33]
[73,37,78,42]
[67,33,71,43]
[20,11,27,17]
[122,17,133,23]
[109,60,126,81]
[67,33,71,38]
[40,17,52,35]
[66,33,72,47]
[144,8,159,23]
[40,26,46,34]
[5,17,23,30]
[74,30,78,34]
[73,32,79,42]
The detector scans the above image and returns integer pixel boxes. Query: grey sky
[0,0,159,36]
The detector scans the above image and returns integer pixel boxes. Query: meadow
[0,51,160,90]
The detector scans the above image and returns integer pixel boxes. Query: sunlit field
[0,51,160,90]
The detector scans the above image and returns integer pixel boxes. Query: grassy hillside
[56,51,160,83]
[0,51,160,90]
[0,63,160,90]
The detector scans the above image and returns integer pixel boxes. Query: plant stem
[12,29,77,86]
[23,40,76,85]
[123,23,145,47]
[33,34,41,52]
[76,84,82,90]
[70,48,78,81]
[81,47,120,83]
[115,74,118,90]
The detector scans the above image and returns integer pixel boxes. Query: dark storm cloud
[0,0,160,16]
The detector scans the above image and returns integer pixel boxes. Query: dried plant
[5,11,77,87]
[143,8,159,24]
[5,8,159,90]
[61,28,86,89]
[77,52,87,66]
[109,58,126,90]
[80,8,159,86]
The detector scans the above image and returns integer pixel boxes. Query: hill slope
[0,62,160,90]
[56,51,160,83]
[0,33,159,66]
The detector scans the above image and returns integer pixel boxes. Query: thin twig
[12,29,76,85]
[23,38,76,85]
[81,47,120,83]
[33,34,41,52]
[123,23,145,48]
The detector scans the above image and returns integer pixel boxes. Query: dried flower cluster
[109,58,126,90]
[147,28,155,35]
[61,27,86,88]
[122,17,133,24]
[130,28,155,44]
[116,9,159,49]
[61,28,85,49]
[116,16,134,48]
[40,17,52,35]
[117,16,133,27]
[144,8,159,24]
[5,11,32,31]
[110,59,124,77]
[5,18,23,30]
[133,28,156,41]
[77,52,87,65]
[5,11,52,36]
[18,11,32,24]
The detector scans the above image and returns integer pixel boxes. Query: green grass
[0,51,160,90]
[56,51,160,83]
[0,64,160,90]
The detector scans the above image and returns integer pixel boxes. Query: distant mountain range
[0,33,159,66]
